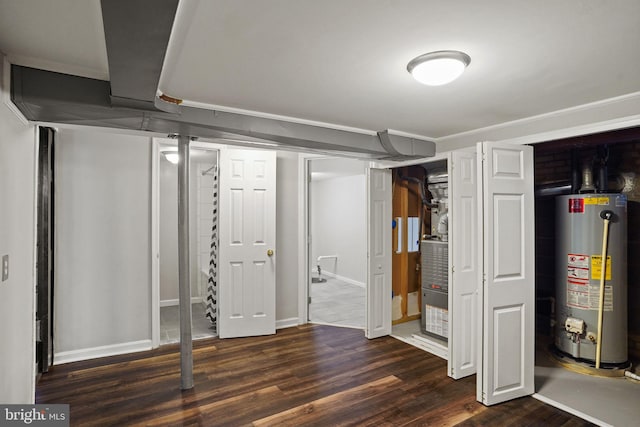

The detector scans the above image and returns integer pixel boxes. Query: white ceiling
[1,0,640,147]
[0,0,108,80]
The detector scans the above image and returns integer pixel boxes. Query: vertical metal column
[177,135,194,390]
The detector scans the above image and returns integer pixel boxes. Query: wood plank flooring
[36,325,592,426]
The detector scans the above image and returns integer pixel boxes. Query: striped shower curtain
[205,166,218,332]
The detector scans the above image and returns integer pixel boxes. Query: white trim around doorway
[150,138,224,348]
[151,139,160,348]
[297,155,309,326]
[298,154,369,329]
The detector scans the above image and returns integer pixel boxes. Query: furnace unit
[421,240,448,341]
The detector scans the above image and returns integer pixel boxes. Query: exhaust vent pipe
[579,162,596,193]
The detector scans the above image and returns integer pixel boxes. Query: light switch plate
[2,254,8,281]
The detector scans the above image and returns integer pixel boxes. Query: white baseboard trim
[320,271,366,288]
[309,320,365,330]
[391,333,448,361]
[54,339,153,365]
[276,318,300,330]
[532,393,609,427]
[160,297,203,307]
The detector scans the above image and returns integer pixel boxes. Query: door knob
[267,249,274,257]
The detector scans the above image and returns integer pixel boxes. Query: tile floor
[533,337,640,426]
[160,302,216,345]
[309,277,365,328]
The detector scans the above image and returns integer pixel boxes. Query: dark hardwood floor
[37,325,592,426]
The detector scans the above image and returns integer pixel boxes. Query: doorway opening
[531,132,640,425]
[155,141,219,346]
[36,126,56,375]
[307,157,367,329]
[388,160,450,359]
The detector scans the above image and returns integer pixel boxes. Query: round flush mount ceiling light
[407,50,471,86]
[162,148,179,164]
[164,152,179,164]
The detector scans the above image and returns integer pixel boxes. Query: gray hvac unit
[421,240,448,341]
[555,193,628,364]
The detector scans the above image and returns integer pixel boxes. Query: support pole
[177,135,194,389]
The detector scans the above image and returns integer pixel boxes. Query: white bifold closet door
[366,167,392,339]
[477,142,535,405]
[448,149,479,380]
[364,141,535,407]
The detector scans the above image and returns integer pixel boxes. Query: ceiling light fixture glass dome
[162,148,180,164]
[407,50,471,86]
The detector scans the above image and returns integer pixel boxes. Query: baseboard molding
[160,297,203,307]
[54,340,153,365]
[320,271,366,288]
[532,393,609,427]
[309,320,365,330]
[276,318,300,330]
[391,333,448,361]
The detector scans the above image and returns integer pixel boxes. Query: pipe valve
[564,317,585,335]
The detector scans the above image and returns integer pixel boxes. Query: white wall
[275,151,300,322]
[54,129,152,358]
[310,160,367,285]
[53,132,301,362]
[0,62,36,403]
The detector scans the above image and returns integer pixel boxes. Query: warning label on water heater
[568,198,584,213]
[568,254,589,268]
[566,253,613,311]
[566,280,613,311]
[591,255,612,280]
[583,197,610,206]
[567,254,589,279]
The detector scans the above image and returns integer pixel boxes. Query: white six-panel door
[478,142,535,405]
[219,148,277,338]
[448,149,479,379]
[366,167,392,339]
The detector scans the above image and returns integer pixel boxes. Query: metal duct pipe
[177,135,194,390]
[11,65,435,160]
[579,161,596,193]
[570,149,581,194]
[534,183,572,198]
[101,0,179,109]
[598,166,608,193]
[597,145,609,193]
